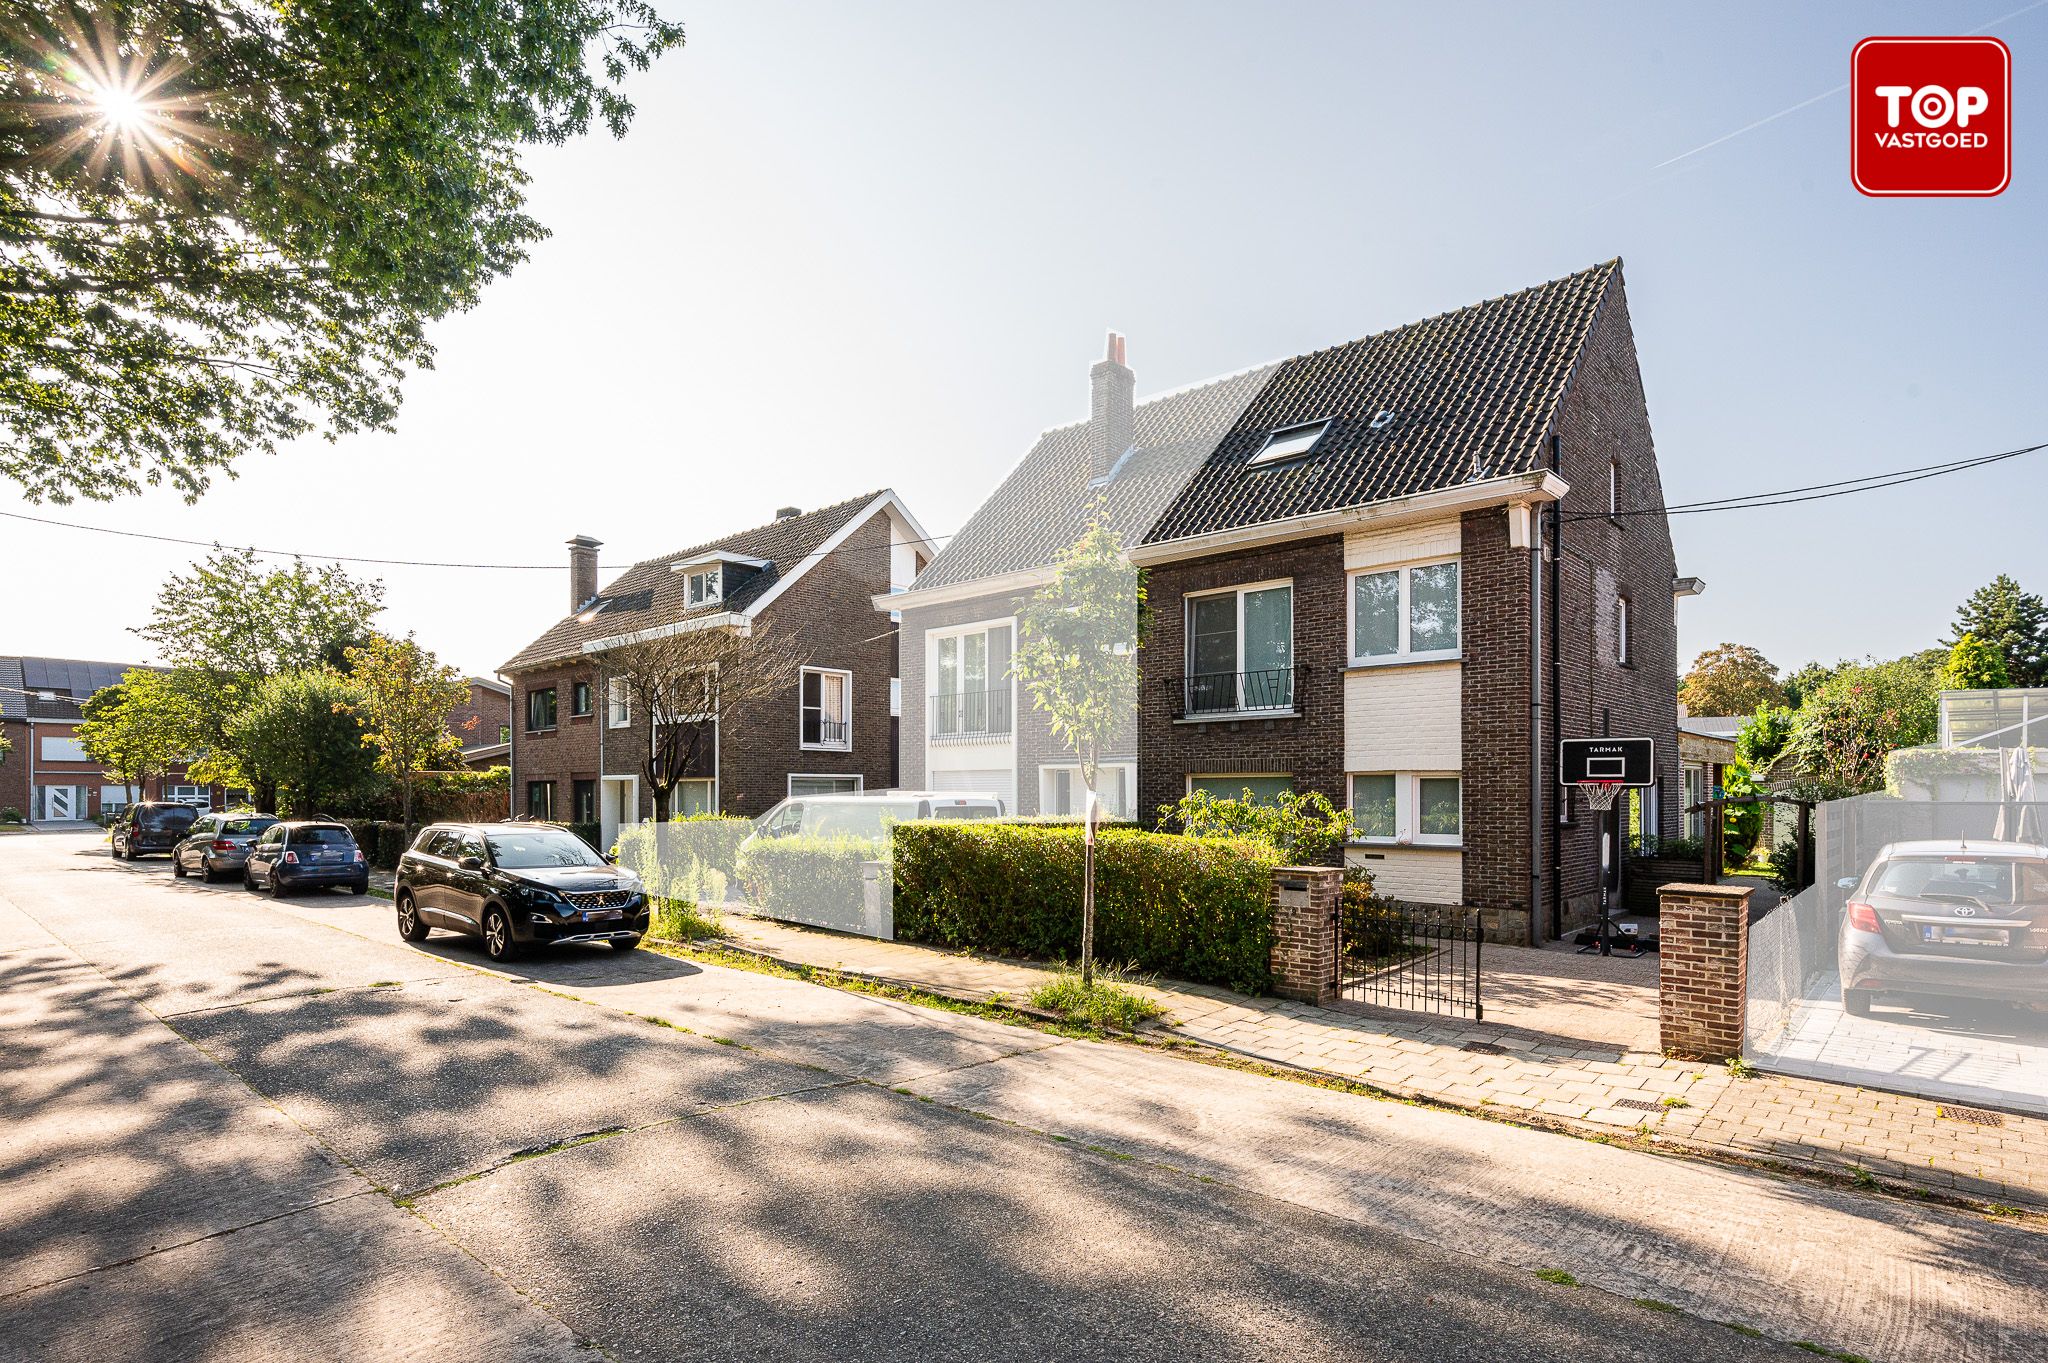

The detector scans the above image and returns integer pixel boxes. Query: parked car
[110,802,201,860]
[172,812,279,882]
[741,791,1007,852]
[243,821,369,897]
[393,822,648,962]
[1837,839,2048,1017]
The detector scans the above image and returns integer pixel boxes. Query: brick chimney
[1089,331,1134,483]
[566,535,601,611]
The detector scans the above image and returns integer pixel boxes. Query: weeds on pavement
[1028,965,1165,1032]
[651,896,722,941]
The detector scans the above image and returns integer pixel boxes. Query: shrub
[735,833,875,918]
[1029,964,1165,1032]
[1647,835,1708,861]
[1157,788,1353,863]
[1766,837,1809,893]
[1339,868,1409,965]
[0,806,25,824]
[614,816,752,904]
[893,822,1281,993]
[563,821,603,853]
[340,819,409,869]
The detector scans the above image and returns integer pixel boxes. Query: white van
[745,791,1006,847]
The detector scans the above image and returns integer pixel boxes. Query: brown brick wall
[1657,882,1752,1058]
[1458,507,1534,917]
[1268,865,1339,1004]
[0,719,26,815]
[1137,535,1346,830]
[446,682,511,751]
[507,662,602,820]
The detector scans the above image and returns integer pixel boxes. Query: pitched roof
[0,655,156,721]
[1679,715,1747,740]
[907,261,1619,591]
[499,492,888,673]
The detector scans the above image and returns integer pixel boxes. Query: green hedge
[614,816,754,904]
[893,822,1282,993]
[341,819,410,870]
[735,833,875,919]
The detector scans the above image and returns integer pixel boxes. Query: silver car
[172,812,281,882]
[1838,839,2048,1017]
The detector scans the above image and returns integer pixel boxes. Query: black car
[172,812,279,881]
[244,821,369,896]
[111,801,201,859]
[394,822,647,962]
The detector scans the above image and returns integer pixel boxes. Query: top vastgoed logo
[1852,36,2011,197]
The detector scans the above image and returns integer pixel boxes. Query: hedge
[893,822,1282,993]
[614,816,754,904]
[735,833,874,919]
[341,819,411,869]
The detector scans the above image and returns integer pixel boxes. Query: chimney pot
[566,535,602,613]
[1088,332,1135,484]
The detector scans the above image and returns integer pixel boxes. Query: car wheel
[268,872,289,898]
[172,854,187,879]
[348,879,368,897]
[610,935,642,952]
[396,894,431,942]
[1843,988,1874,1018]
[201,859,220,884]
[482,908,518,962]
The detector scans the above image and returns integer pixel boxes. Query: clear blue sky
[5,0,2044,680]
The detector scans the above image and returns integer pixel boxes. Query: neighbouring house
[890,260,1692,942]
[0,655,226,822]
[449,675,513,771]
[499,492,931,845]
[1677,712,1742,842]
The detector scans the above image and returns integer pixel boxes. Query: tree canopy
[1936,632,2012,692]
[1679,643,1786,718]
[1767,654,1941,800]
[1,0,684,502]
[225,669,378,816]
[1946,574,2048,687]
[343,633,468,835]
[76,669,198,793]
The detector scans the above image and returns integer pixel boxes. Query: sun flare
[90,81,150,133]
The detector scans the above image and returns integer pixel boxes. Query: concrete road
[1,832,2038,1362]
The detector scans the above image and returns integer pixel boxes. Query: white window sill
[1173,710,1301,725]
[1345,651,1461,672]
[1349,839,1464,852]
[800,743,853,754]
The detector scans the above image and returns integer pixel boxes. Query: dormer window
[687,567,722,606]
[1249,419,1332,468]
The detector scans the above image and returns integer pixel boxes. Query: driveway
[3,833,2042,1362]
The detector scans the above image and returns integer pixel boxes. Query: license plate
[582,909,623,922]
[1922,924,2008,946]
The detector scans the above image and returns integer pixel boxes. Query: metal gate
[1335,901,1483,1020]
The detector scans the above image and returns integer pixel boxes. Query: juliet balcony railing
[802,716,850,749]
[1170,665,1300,719]
[930,688,1013,742]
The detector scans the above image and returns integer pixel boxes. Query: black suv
[394,822,647,962]
[243,821,370,896]
[111,801,201,859]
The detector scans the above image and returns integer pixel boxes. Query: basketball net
[1577,779,1623,813]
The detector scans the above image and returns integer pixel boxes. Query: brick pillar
[1657,882,1753,1059]
[1269,865,1340,1005]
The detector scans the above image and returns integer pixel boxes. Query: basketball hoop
[1576,779,1623,813]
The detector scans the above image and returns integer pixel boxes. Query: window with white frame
[607,677,631,728]
[1349,560,1459,664]
[800,668,851,750]
[1616,595,1631,665]
[1188,774,1293,805]
[932,623,1013,737]
[889,677,902,718]
[1349,772,1461,846]
[672,779,715,816]
[1185,581,1293,714]
[789,774,863,798]
[1041,763,1135,820]
[686,567,722,607]
[1609,459,1620,517]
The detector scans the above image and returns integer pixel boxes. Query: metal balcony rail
[930,688,1013,740]
[804,716,850,748]
[1178,665,1298,717]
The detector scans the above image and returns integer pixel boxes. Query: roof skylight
[1248,419,1333,468]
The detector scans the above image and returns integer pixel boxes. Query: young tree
[224,671,379,817]
[1013,513,1143,986]
[1947,575,2048,686]
[134,548,383,807]
[76,670,198,804]
[1937,632,2013,692]
[343,634,469,840]
[1,0,684,503]
[1679,643,1786,717]
[1768,655,1941,800]
[603,624,807,821]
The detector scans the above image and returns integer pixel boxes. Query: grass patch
[1084,1143,1136,1162]
[1725,1055,1758,1079]
[1793,1344,1871,1363]
[1660,1095,1689,1109]
[1028,965,1165,1033]
[369,980,400,988]
[1849,1165,1879,1190]
[1533,1268,1579,1287]
[1723,1323,1764,1338]
[650,896,723,942]
[1632,1298,1681,1313]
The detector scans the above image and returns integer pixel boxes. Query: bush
[1648,835,1708,861]
[614,816,753,905]
[1156,788,1353,863]
[341,819,408,869]
[1766,837,1809,894]
[1339,868,1409,965]
[735,833,875,919]
[563,821,603,853]
[893,822,1281,993]
[0,806,24,825]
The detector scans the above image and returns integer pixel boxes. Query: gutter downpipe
[502,672,518,820]
[1529,494,1545,950]
[1547,433,1565,941]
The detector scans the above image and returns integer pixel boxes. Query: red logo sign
[1852,36,2011,196]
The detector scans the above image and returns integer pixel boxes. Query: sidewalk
[709,910,2048,1210]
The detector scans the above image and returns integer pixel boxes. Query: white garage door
[932,768,1014,813]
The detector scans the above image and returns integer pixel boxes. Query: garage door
[932,768,1014,813]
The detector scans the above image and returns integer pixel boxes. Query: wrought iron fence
[930,689,1012,741]
[1176,665,1298,718]
[1335,899,1483,1020]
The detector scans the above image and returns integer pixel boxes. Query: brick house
[890,261,1692,942]
[448,676,513,770]
[499,492,931,845]
[0,656,223,822]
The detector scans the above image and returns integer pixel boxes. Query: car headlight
[515,883,561,905]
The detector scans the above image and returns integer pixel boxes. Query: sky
[5,0,2045,681]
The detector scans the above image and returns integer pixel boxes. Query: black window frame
[526,781,555,820]
[572,779,597,824]
[526,687,558,733]
[570,680,593,717]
